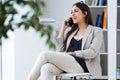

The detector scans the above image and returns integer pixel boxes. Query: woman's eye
[74,10,78,12]
[71,10,78,14]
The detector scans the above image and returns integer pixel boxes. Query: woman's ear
[85,11,87,16]
[83,11,87,18]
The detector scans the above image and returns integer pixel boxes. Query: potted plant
[0,0,56,49]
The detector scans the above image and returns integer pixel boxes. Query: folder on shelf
[96,14,102,28]
[102,8,107,29]
[98,0,105,6]
[100,12,104,28]
[91,0,95,6]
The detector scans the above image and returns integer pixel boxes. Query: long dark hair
[62,2,93,51]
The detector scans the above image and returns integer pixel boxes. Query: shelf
[103,29,107,31]
[117,53,120,55]
[39,18,56,23]
[100,52,107,55]
[89,6,107,8]
[100,53,120,55]
[102,29,120,31]
[94,76,120,79]
[85,0,118,79]
[117,29,120,31]
[118,6,120,8]
[94,75,108,79]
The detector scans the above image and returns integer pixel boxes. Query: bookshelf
[85,0,108,78]
[85,0,118,80]
[117,0,120,79]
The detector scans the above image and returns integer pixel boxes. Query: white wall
[2,31,15,80]
[0,46,2,80]
[14,0,82,80]
[44,0,83,30]
[15,27,49,80]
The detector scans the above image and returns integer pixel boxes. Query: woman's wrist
[58,26,66,38]
[74,50,83,58]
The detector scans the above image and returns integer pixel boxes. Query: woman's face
[71,5,86,24]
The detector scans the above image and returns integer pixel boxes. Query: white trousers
[28,51,84,80]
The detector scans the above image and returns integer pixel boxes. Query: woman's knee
[41,63,63,75]
[41,63,53,74]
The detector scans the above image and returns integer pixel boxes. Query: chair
[55,73,93,80]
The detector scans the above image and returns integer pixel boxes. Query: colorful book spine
[103,8,107,29]
[96,14,102,27]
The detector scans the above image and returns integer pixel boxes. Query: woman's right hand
[58,18,71,38]
[61,18,71,30]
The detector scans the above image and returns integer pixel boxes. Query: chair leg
[55,76,57,80]
[70,76,77,80]
[74,76,77,80]
[55,76,62,80]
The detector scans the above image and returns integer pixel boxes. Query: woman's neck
[78,22,88,31]
[75,23,88,37]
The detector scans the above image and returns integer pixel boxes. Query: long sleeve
[80,28,104,59]
[55,37,64,51]
[55,28,71,52]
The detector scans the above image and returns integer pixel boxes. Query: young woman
[28,1,104,80]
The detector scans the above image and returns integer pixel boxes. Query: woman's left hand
[67,52,76,55]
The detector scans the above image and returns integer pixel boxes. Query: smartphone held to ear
[67,18,74,27]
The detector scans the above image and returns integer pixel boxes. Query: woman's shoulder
[88,25,103,32]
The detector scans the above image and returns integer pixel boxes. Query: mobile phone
[67,18,74,26]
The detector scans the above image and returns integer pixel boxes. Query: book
[98,0,102,6]
[85,0,92,6]
[102,8,107,29]
[96,14,103,28]
[96,14,99,27]
[97,0,100,5]
[98,0,105,6]
[94,0,99,6]
[91,0,96,6]
[100,12,104,28]
[101,0,105,6]
[118,0,120,5]
[103,0,107,5]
